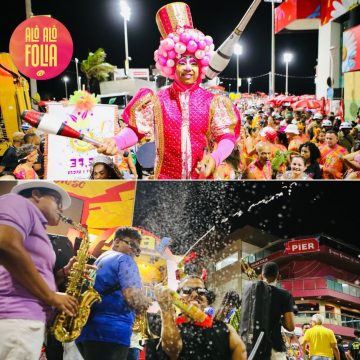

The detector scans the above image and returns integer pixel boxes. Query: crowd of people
[1,181,359,360]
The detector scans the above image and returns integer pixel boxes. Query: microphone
[205,0,261,80]
[21,110,102,147]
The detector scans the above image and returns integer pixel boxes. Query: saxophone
[52,214,102,342]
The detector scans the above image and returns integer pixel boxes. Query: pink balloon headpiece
[154,2,214,79]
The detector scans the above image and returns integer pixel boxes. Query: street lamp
[283,52,293,95]
[120,0,131,77]
[74,58,80,91]
[62,76,69,99]
[234,44,243,93]
[247,77,252,94]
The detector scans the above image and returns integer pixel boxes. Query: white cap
[11,181,71,209]
[339,122,352,129]
[314,113,323,120]
[284,124,300,135]
[321,119,332,127]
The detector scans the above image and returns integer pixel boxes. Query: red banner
[284,238,320,254]
[275,0,320,33]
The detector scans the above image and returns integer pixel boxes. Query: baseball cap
[284,124,300,135]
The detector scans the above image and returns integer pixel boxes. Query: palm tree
[80,48,115,92]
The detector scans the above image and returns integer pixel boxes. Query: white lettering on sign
[291,242,315,252]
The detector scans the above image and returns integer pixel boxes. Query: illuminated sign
[9,16,73,80]
[284,238,320,254]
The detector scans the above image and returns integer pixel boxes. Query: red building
[248,234,360,339]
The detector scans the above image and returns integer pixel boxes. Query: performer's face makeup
[176,56,199,85]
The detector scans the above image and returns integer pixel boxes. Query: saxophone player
[0,181,79,360]
[76,227,153,360]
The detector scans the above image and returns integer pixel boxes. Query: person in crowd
[285,124,302,153]
[307,113,323,140]
[23,132,44,178]
[299,323,311,359]
[13,144,39,179]
[343,149,360,180]
[336,335,348,360]
[338,122,354,153]
[89,155,123,179]
[260,262,295,360]
[312,128,326,146]
[0,131,25,173]
[299,142,321,179]
[281,155,311,180]
[96,2,240,179]
[300,313,340,360]
[153,275,247,359]
[0,181,79,360]
[347,329,360,360]
[214,289,241,333]
[76,227,153,360]
[243,142,272,179]
[319,130,348,179]
[321,119,333,133]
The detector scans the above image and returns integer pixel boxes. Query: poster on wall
[342,24,360,73]
[46,103,118,179]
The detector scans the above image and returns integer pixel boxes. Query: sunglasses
[121,239,141,255]
[179,287,208,296]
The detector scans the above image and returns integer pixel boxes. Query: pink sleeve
[210,138,235,167]
[113,128,139,151]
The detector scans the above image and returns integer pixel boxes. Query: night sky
[1,0,318,100]
[133,181,358,255]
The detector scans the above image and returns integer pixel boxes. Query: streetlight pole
[283,52,293,95]
[120,1,131,77]
[271,0,275,97]
[234,44,243,93]
[63,76,69,99]
[74,58,80,91]
[247,78,252,94]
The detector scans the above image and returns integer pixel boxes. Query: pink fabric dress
[122,85,239,179]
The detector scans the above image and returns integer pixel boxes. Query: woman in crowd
[89,155,123,180]
[13,144,39,179]
[343,149,360,179]
[299,142,321,179]
[281,156,311,180]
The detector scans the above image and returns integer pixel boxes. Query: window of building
[215,252,238,271]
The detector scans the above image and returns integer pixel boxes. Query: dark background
[133,181,358,255]
[1,0,318,100]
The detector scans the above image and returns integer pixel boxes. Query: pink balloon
[166,59,175,67]
[195,50,205,60]
[155,62,163,70]
[200,56,209,66]
[187,40,198,53]
[198,40,207,50]
[163,38,175,51]
[158,55,167,66]
[180,32,191,44]
[204,35,213,45]
[167,50,176,59]
[174,42,186,54]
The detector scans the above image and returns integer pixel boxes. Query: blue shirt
[77,250,142,346]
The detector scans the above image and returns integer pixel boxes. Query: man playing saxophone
[0,181,79,360]
[152,275,247,360]
[76,227,153,360]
